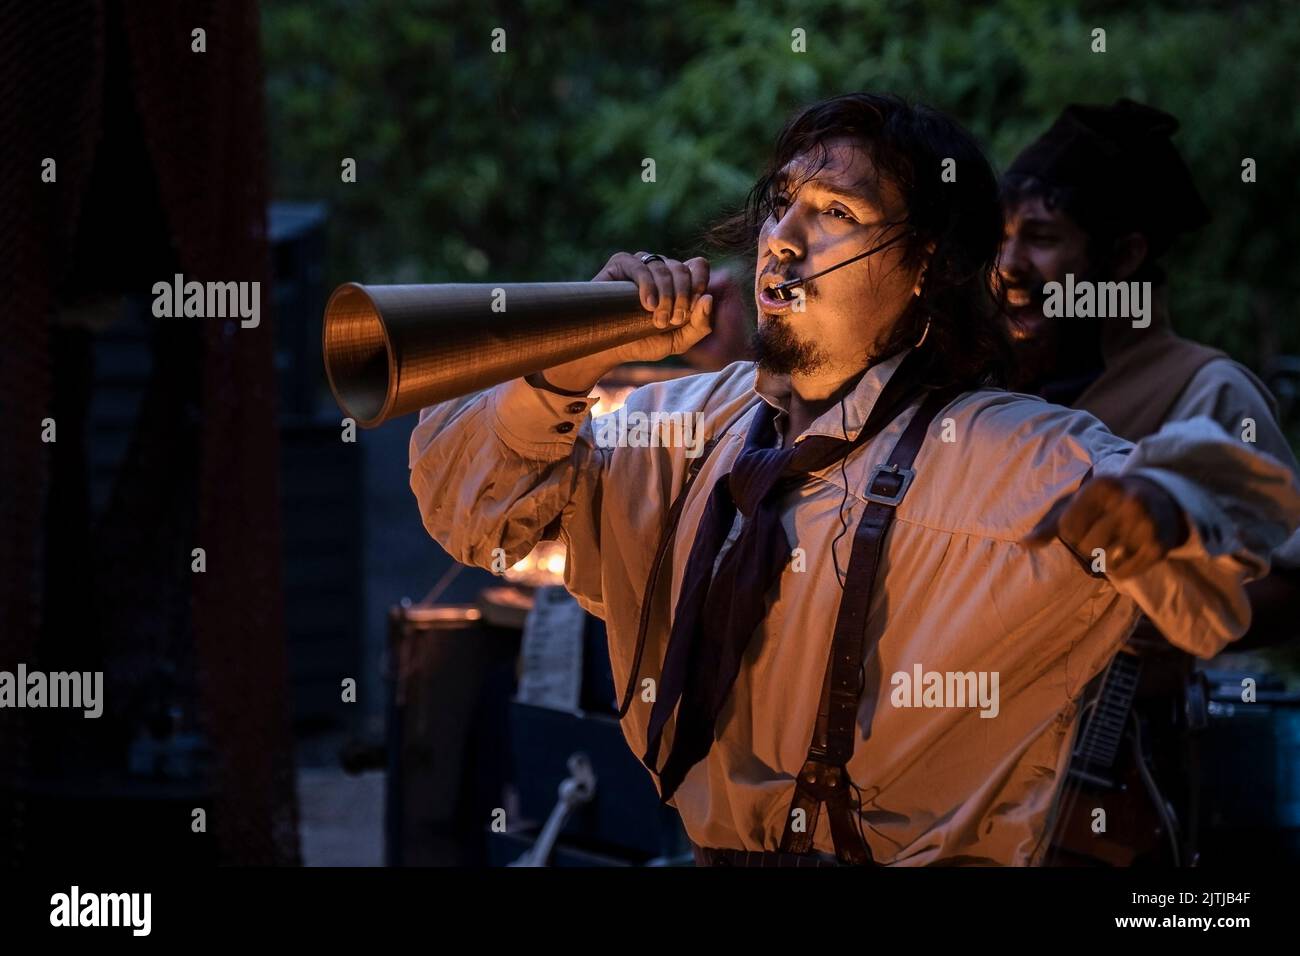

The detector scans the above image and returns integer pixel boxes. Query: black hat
[1006,99,1210,252]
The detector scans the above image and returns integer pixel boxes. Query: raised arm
[1024,412,1300,657]
[408,376,611,612]
[408,250,715,617]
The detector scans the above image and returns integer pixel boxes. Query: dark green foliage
[263,0,1300,366]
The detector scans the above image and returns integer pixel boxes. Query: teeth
[760,276,798,304]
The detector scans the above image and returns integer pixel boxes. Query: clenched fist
[1024,474,1189,579]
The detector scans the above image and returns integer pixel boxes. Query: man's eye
[768,193,854,223]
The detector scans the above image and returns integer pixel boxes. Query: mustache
[1001,277,1047,300]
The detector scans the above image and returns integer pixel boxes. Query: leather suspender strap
[618,399,762,719]
[779,385,962,864]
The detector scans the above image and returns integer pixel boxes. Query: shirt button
[566,401,587,414]
[554,421,575,434]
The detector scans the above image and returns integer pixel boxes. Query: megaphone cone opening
[323,283,393,427]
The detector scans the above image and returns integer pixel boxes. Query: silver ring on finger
[639,253,667,265]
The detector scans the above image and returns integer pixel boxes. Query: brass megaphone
[322,281,661,428]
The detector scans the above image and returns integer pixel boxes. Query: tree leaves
[263,0,1300,367]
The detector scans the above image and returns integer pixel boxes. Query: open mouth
[757,288,797,314]
[1002,279,1050,314]
[1005,287,1034,308]
[757,275,800,313]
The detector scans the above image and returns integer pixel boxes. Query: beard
[1001,269,1106,390]
[750,314,829,377]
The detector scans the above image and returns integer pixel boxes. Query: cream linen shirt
[409,349,1300,865]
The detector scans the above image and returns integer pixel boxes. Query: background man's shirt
[408,350,1300,864]
[1164,356,1300,567]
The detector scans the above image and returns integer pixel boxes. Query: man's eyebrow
[773,170,880,208]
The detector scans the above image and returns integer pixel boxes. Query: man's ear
[1110,232,1149,281]
[913,240,937,296]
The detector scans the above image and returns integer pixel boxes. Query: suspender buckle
[864,462,915,506]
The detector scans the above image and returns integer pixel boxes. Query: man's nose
[765,212,805,264]
[998,236,1030,283]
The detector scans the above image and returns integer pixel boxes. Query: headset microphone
[768,229,912,301]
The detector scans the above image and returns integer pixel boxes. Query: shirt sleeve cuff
[1129,465,1237,559]
[487,376,599,459]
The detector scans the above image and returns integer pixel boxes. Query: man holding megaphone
[406,92,1300,866]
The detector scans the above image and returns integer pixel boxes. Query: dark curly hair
[1000,171,1170,286]
[701,92,1013,389]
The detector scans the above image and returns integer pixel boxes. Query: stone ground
[296,732,385,866]
[297,766,385,866]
